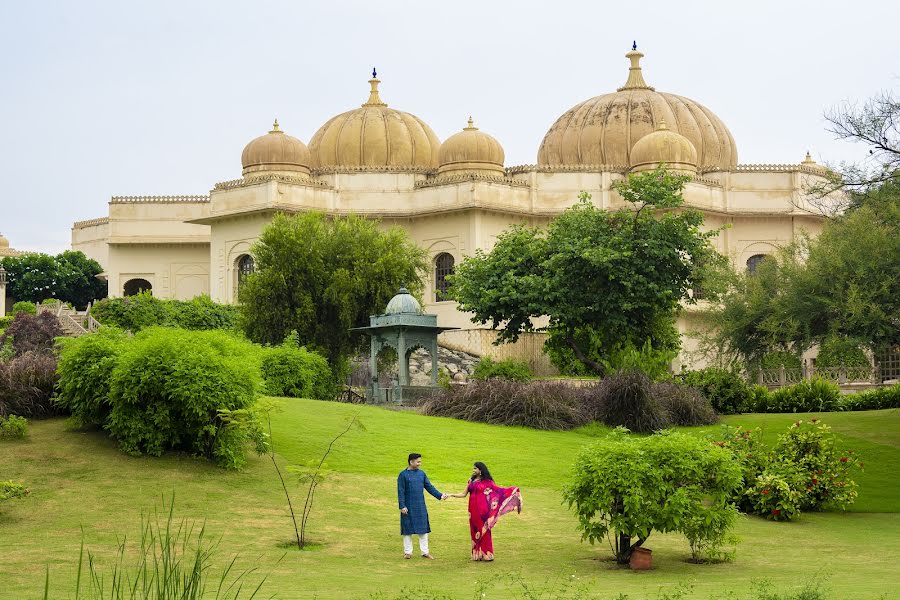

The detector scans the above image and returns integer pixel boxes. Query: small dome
[384,287,423,315]
[629,120,698,174]
[538,46,737,171]
[438,117,505,176]
[241,120,311,177]
[308,71,441,170]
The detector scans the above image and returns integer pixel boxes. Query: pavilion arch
[123,278,152,296]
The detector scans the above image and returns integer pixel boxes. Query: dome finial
[270,118,281,133]
[364,68,388,107]
[465,115,477,130]
[657,119,668,130]
[802,150,817,165]
[618,45,655,92]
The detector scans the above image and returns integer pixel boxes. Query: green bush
[749,384,771,411]
[677,367,754,414]
[840,385,900,411]
[816,337,870,368]
[11,301,35,316]
[0,316,13,329]
[602,339,677,382]
[564,430,742,564]
[765,377,841,413]
[0,414,27,438]
[1,480,27,504]
[55,328,131,427]
[91,293,238,333]
[471,357,533,382]
[261,334,334,399]
[760,350,802,370]
[716,419,862,521]
[596,370,668,433]
[105,327,263,468]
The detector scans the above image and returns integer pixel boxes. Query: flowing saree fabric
[467,479,522,560]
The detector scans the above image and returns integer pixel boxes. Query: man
[397,452,446,559]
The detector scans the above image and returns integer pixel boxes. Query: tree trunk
[565,335,606,376]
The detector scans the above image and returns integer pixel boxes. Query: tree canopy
[450,167,725,375]
[1,250,106,309]
[238,212,427,370]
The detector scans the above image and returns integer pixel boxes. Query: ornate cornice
[415,173,530,189]
[690,175,724,187]
[110,195,209,203]
[311,165,435,175]
[506,164,629,175]
[72,216,109,229]
[733,164,830,176]
[213,174,330,191]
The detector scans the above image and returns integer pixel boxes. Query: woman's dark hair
[471,461,494,482]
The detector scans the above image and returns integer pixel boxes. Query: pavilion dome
[629,120,698,174]
[438,117,505,176]
[384,287,423,315]
[538,46,738,172]
[308,71,441,170]
[241,120,311,177]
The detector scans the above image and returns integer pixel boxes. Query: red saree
[467,479,522,561]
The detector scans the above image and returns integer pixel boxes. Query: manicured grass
[0,403,898,599]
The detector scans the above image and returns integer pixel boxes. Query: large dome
[538,47,737,172]
[308,72,441,170]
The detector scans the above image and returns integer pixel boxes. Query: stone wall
[437,329,557,376]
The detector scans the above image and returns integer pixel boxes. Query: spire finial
[364,69,387,107]
[465,115,477,130]
[802,150,816,165]
[617,44,655,92]
[270,118,281,133]
[657,119,668,130]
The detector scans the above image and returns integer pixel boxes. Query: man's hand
[400,507,408,515]
[441,494,449,500]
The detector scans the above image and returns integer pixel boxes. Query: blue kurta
[397,468,442,535]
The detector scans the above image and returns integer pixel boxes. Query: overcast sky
[1,0,898,254]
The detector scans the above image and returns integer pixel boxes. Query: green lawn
[1,402,898,599]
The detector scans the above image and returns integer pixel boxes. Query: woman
[447,462,522,561]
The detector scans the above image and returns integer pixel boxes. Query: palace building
[71,48,833,372]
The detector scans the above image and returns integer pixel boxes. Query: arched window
[746,254,768,275]
[434,253,455,301]
[237,255,255,288]
[123,278,152,296]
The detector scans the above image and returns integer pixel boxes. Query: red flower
[771,509,781,516]
[840,457,848,463]
[762,489,770,495]
[811,478,818,484]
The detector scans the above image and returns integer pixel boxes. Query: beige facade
[71,49,834,371]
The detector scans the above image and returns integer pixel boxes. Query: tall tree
[451,167,725,376]
[239,212,427,370]
[1,251,106,309]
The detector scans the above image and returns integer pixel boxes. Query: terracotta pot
[629,547,652,570]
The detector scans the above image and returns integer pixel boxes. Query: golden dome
[629,120,698,174]
[308,72,440,170]
[0,233,8,249]
[437,117,505,176]
[241,120,311,177]
[538,47,737,172]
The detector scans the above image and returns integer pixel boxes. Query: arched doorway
[123,278,152,296]
[237,254,255,288]
[746,254,769,275]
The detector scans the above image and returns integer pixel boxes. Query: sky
[1,0,898,254]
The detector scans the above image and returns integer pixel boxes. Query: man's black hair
[408,453,422,464]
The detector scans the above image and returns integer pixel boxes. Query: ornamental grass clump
[595,370,668,433]
[653,382,719,427]
[0,351,60,418]
[105,327,265,468]
[0,312,63,357]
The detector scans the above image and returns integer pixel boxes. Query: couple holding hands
[397,453,522,562]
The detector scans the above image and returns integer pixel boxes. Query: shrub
[55,328,131,426]
[840,384,900,411]
[1,480,27,504]
[749,384,771,412]
[11,301,35,316]
[261,335,334,399]
[421,379,591,430]
[602,339,677,382]
[765,377,841,413]
[653,382,719,426]
[91,293,241,333]
[563,430,742,564]
[0,312,63,356]
[0,351,60,418]
[105,327,263,468]
[0,414,27,438]
[471,357,533,382]
[816,336,870,368]
[595,370,668,433]
[677,367,754,414]
[760,350,802,370]
[0,316,13,329]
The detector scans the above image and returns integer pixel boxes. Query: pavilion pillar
[398,329,409,386]
[369,336,379,400]
[430,338,438,385]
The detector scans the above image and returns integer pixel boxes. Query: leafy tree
[1,251,105,309]
[563,430,742,564]
[451,167,726,376]
[239,212,427,370]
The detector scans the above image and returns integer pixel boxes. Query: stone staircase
[36,300,101,337]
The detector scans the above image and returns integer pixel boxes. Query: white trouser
[402,533,429,555]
